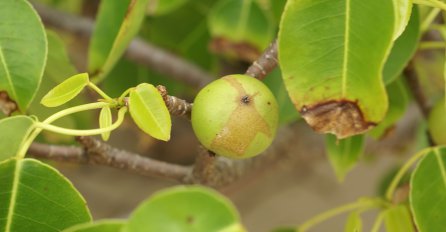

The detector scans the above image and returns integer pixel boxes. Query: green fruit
[191,74,279,159]
[428,99,446,145]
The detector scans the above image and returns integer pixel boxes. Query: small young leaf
[326,134,365,181]
[383,6,420,84]
[99,106,112,141]
[384,205,415,232]
[0,158,92,231]
[129,83,171,141]
[123,186,243,232]
[0,0,48,111]
[410,148,446,232]
[392,0,413,39]
[89,0,150,82]
[0,116,35,162]
[41,73,89,107]
[63,219,125,232]
[344,212,362,232]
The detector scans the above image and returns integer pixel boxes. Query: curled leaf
[41,73,89,107]
[99,106,112,141]
[129,83,171,141]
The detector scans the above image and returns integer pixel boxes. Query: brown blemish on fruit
[210,77,271,156]
[300,100,376,139]
[0,91,17,116]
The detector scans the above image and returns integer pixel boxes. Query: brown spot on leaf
[0,91,18,116]
[300,100,375,139]
[210,37,261,62]
[210,77,271,156]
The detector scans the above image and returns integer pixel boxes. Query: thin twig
[245,40,279,80]
[156,85,192,118]
[32,2,213,89]
[28,137,192,182]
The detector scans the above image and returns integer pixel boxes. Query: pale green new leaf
[0,116,35,162]
[279,0,395,138]
[393,0,413,39]
[344,212,362,232]
[99,106,112,141]
[89,0,150,82]
[410,148,446,232]
[0,158,92,232]
[63,220,125,232]
[0,0,47,111]
[41,73,89,107]
[129,83,171,141]
[326,134,365,181]
[122,186,243,232]
[384,205,415,232]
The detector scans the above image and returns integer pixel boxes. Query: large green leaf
[326,134,364,181]
[89,0,150,82]
[369,78,409,139]
[383,6,420,84]
[63,220,125,232]
[278,0,395,138]
[393,0,413,39]
[0,116,35,162]
[129,83,171,141]
[344,212,362,232]
[0,158,92,232]
[0,0,47,111]
[123,186,245,232]
[410,148,446,232]
[208,0,274,60]
[384,205,415,232]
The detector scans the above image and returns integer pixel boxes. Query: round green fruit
[191,74,279,159]
[428,99,446,145]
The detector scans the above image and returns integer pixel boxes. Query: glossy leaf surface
[89,0,150,81]
[123,186,244,232]
[0,158,91,232]
[410,148,446,232]
[63,220,125,232]
[0,116,34,162]
[41,73,89,107]
[279,0,395,138]
[99,106,112,141]
[0,0,47,111]
[129,83,171,141]
[326,134,364,181]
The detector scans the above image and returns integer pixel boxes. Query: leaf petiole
[88,82,114,101]
[34,107,127,136]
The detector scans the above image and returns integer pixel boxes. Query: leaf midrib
[5,160,22,232]
[341,0,351,97]
[434,149,446,189]
[0,45,17,101]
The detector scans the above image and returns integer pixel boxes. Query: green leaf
[123,186,244,232]
[0,0,47,111]
[344,212,362,232]
[369,78,409,139]
[44,30,78,82]
[99,106,112,141]
[89,0,150,82]
[41,73,89,107]
[0,116,35,162]
[147,0,188,16]
[0,158,92,232]
[383,6,420,84]
[278,0,395,138]
[63,220,125,232]
[208,0,275,59]
[393,0,413,39]
[410,148,446,232]
[263,68,300,125]
[384,205,415,232]
[129,83,171,141]
[428,98,446,145]
[326,134,365,181]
